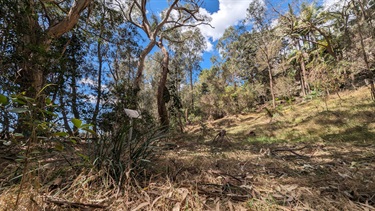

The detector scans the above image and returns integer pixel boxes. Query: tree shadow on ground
[158,117,375,209]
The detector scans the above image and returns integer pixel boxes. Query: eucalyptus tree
[0,0,92,102]
[349,0,375,99]
[0,0,93,135]
[169,28,206,115]
[115,0,209,128]
[217,26,246,88]
[87,0,141,132]
[247,0,281,108]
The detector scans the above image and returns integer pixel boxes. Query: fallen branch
[197,183,253,201]
[46,197,107,209]
[197,186,252,202]
[271,146,311,158]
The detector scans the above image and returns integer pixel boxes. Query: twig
[46,197,107,209]
[197,183,253,201]
[197,186,252,201]
[271,146,311,158]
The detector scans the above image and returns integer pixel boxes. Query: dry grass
[1,87,374,210]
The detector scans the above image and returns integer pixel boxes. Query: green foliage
[93,120,166,184]
[71,118,82,128]
[304,89,323,100]
[0,94,9,106]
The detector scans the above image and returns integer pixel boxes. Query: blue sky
[194,0,341,71]
[80,0,341,103]
[129,0,341,78]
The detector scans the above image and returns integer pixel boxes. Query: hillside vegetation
[1,0,375,210]
[1,87,374,210]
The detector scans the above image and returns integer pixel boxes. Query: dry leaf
[151,195,163,207]
[228,201,234,211]
[179,188,188,202]
[215,198,220,211]
[272,193,284,199]
[282,184,298,192]
[131,202,149,211]
[172,202,181,211]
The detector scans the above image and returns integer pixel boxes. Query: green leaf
[71,118,82,128]
[22,96,35,102]
[13,133,24,137]
[15,159,25,163]
[82,128,96,135]
[8,107,29,113]
[11,98,26,105]
[45,98,52,105]
[0,94,9,105]
[55,143,64,151]
[53,132,68,137]
[43,110,56,116]
[81,123,93,129]
[77,153,89,161]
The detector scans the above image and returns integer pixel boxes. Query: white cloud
[87,94,97,104]
[323,0,348,11]
[198,0,255,51]
[205,37,214,52]
[80,78,97,86]
[80,78,109,91]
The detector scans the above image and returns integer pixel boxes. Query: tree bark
[267,62,276,109]
[46,0,93,40]
[92,11,105,133]
[59,91,74,136]
[300,56,310,96]
[156,41,170,128]
[16,0,91,134]
[133,39,156,97]
[25,0,92,99]
[189,66,194,110]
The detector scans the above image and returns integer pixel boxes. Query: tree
[247,0,281,108]
[0,0,92,134]
[349,0,375,99]
[169,28,205,118]
[277,2,338,96]
[10,0,92,101]
[117,0,209,127]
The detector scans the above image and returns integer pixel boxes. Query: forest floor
[1,86,375,210]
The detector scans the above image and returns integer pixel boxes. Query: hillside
[1,87,374,210]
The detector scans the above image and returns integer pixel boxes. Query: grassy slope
[158,86,375,210]
[0,87,374,210]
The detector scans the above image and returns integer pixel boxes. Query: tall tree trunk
[189,66,194,111]
[14,0,92,133]
[156,41,170,128]
[18,0,92,101]
[131,40,156,106]
[92,12,105,133]
[353,0,375,100]
[300,56,310,95]
[59,91,74,135]
[92,40,103,133]
[267,62,276,109]
[296,40,309,96]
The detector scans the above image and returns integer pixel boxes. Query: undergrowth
[1,87,374,210]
